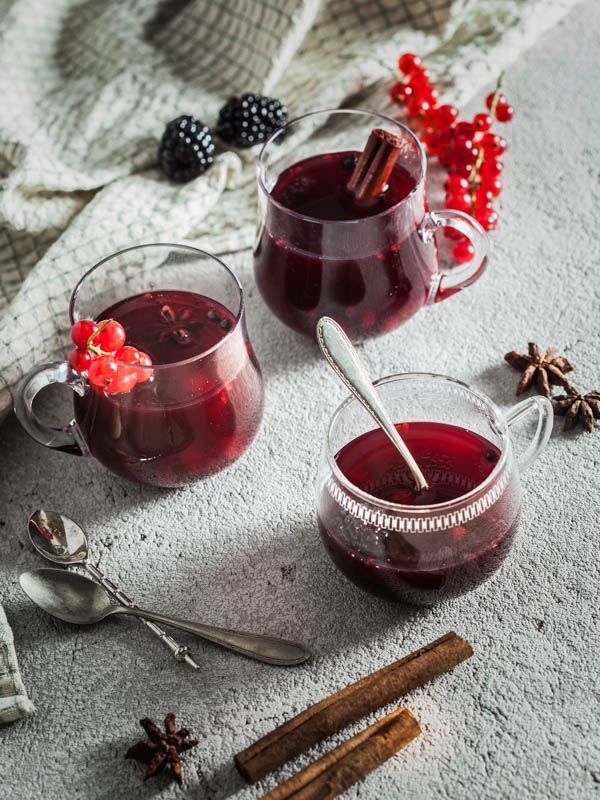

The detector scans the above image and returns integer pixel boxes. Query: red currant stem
[468,71,505,212]
[85,318,113,349]
[489,71,505,118]
[469,146,486,209]
[87,344,113,358]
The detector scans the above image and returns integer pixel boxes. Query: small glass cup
[15,244,264,488]
[254,108,489,342]
[316,373,553,606]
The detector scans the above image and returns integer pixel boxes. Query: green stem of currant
[470,71,504,213]
[87,344,112,357]
[85,318,114,358]
[470,147,485,211]
[489,71,505,118]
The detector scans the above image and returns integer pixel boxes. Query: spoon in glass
[28,509,201,668]
[19,568,311,666]
[316,316,429,491]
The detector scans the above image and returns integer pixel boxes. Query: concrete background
[1,2,599,798]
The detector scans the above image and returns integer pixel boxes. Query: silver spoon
[28,509,199,670]
[20,569,311,666]
[316,316,429,491]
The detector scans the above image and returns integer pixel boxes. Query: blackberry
[216,94,287,148]
[158,115,214,182]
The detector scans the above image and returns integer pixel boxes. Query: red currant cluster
[69,319,153,394]
[390,53,514,263]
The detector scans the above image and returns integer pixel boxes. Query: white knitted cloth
[0,604,34,723]
[0,0,581,423]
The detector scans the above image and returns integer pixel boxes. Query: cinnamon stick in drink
[347,128,403,204]
[259,708,420,800]
[235,631,472,783]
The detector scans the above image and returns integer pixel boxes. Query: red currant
[438,145,453,169]
[480,176,502,197]
[481,133,507,156]
[475,187,494,207]
[398,53,422,74]
[453,240,475,264]
[486,91,507,110]
[407,98,432,120]
[436,129,453,148]
[115,346,153,383]
[115,345,141,364]
[452,161,475,179]
[105,364,137,395]
[424,132,440,154]
[413,85,439,106]
[407,67,431,86]
[475,207,499,230]
[453,137,479,163]
[445,191,472,213]
[444,174,470,193]
[479,158,503,178]
[68,348,92,371]
[398,83,415,102]
[70,319,98,349]
[454,121,475,139]
[134,352,153,384]
[473,113,493,132]
[88,356,119,388]
[389,81,405,102]
[434,105,459,130]
[92,320,126,352]
[495,102,514,122]
[444,228,467,241]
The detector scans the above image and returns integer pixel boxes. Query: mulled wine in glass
[255,109,489,342]
[317,373,553,605]
[15,244,264,488]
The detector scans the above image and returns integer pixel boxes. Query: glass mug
[14,244,264,488]
[316,373,553,606]
[254,108,489,343]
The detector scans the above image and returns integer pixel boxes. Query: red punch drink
[318,421,520,605]
[255,150,438,341]
[74,290,263,487]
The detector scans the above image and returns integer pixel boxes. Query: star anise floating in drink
[552,388,600,433]
[125,712,199,786]
[504,342,575,397]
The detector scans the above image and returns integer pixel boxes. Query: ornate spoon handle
[316,316,429,491]
[109,606,311,666]
[84,561,199,669]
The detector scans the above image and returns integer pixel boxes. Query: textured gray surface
[1,4,599,798]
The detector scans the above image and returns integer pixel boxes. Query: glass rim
[68,243,245,372]
[326,372,511,515]
[256,107,426,226]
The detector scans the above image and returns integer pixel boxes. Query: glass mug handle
[419,209,489,302]
[505,395,554,472]
[14,362,88,455]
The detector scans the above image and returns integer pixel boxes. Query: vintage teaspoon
[316,316,429,491]
[28,510,200,669]
[20,569,311,666]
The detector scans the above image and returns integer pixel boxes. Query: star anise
[125,712,199,786]
[147,303,205,345]
[504,342,575,397]
[552,387,600,433]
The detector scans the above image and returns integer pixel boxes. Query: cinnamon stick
[259,708,420,800]
[347,128,403,204]
[235,631,472,784]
